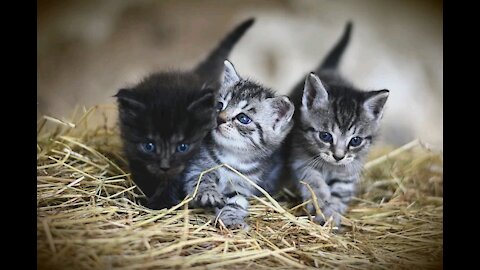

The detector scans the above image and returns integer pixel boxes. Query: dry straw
[37,105,443,270]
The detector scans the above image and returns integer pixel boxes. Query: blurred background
[37,0,442,149]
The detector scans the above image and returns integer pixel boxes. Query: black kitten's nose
[159,167,170,172]
[333,155,345,161]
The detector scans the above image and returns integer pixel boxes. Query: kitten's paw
[218,215,249,231]
[314,204,342,227]
[195,190,225,208]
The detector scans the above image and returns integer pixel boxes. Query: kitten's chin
[212,130,250,152]
[147,164,185,177]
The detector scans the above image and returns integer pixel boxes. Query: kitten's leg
[185,171,225,208]
[146,180,182,210]
[320,179,356,224]
[215,194,249,230]
[296,168,343,226]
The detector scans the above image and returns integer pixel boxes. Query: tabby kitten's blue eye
[216,102,223,112]
[349,136,363,147]
[141,142,155,153]
[319,132,333,143]
[176,143,189,153]
[235,113,252,124]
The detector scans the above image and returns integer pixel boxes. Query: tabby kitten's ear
[114,88,146,115]
[266,96,295,133]
[302,73,329,111]
[363,89,389,120]
[220,60,241,95]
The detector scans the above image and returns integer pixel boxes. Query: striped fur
[286,22,389,227]
[183,60,294,229]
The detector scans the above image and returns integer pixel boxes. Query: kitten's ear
[187,88,215,113]
[114,88,145,110]
[363,89,389,120]
[221,60,241,90]
[267,96,295,132]
[302,73,328,110]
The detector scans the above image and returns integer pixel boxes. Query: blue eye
[319,132,333,143]
[235,113,252,124]
[176,143,189,153]
[216,102,224,112]
[349,136,363,147]
[141,142,155,153]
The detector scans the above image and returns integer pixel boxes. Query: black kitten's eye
[319,132,333,143]
[141,142,155,153]
[216,102,224,112]
[176,143,190,153]
[349,136,363,147]
[235,113,252,124]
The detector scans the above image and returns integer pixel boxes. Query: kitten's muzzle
[333,154,345,162]
[216,111,227,126]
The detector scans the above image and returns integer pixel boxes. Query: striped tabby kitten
[184,60,294,229]
[287,22,389,226]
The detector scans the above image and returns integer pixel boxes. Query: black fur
[115,18,255,209]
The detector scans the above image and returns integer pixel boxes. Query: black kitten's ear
[267,95,295,133]
[363,89,389,120]
[187,88,215,113]
[302,73,329,110]
[114,88,145,110]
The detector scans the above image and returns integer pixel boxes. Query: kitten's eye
[235,113,252,124]
[349,136,363,147]
[176,143,190,153]
[319,132,333,143]
[141,142,156,153]
[216,102,224,112]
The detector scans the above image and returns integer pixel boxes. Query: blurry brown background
[37,0,442,148]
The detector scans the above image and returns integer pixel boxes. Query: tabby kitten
[115,18,255,210]
[183,60,294,229]
[287,22,389,226]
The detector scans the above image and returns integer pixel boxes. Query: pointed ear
[302,73,328,110]
[267,95,295,132]
[114,88,145,110]
[363,89,389,120]
[222,60,241,88]
[187,88,215,113]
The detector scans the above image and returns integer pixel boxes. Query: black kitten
[115,18,255,209]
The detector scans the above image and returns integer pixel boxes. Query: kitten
[115,18,255,210]
[287,22,389,226]
[183,60,294,229]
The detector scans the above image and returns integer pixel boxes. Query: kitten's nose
[333,154,345,161]
[159,159,170,171]
[217,111,227,126]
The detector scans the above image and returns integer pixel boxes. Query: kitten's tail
[194,18,255,83]
[318,21,353,71]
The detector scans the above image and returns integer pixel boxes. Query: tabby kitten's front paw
[195,190,226,208]
[217,213,249,230]
[308,201,344,227]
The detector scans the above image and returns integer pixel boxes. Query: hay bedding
[37,105,443,270]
